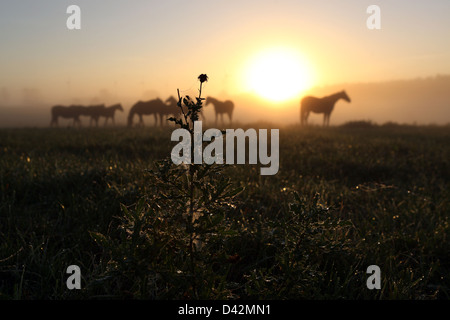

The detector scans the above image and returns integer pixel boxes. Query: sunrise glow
[244,48,314,102]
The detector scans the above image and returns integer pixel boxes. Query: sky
[1,0,450,124]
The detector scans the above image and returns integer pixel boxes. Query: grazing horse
[160,96,184,125]
[84,104,106,127]
[98,103,123,126]
[300,91,351,126]
[205,97,234,125]
[127,98,167,127]
[50,105,86,127]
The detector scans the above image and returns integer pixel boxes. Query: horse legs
[300,106,305,126]
[300,108,305,126]
[139,114,144,127]
[50,116,57,127]
[200,110,205,123]
[74,116,82,128]
[90,117,99,127]
[301,111,309,126]
[105,117,114,127]
[323,113,331,126]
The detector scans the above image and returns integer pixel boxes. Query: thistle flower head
[198,74,208,83]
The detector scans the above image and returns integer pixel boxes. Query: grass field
[0,123,449,299]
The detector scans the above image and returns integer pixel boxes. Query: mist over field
[1,75,450,127]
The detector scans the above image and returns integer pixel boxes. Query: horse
[300,91,351,126]
[103,103,124,126]
[50,105,86,127]
[127,98,166,127]
[205,97,234,125]
[83,104,106,127]
[160,96,184,125]
[88,103,123,126]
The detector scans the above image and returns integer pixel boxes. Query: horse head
[127,101,141,127]
[165,96,178,106]
[341,91,351,103]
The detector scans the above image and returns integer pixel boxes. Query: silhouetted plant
[90,75,243,299]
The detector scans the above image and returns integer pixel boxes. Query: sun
[245,48,313,102]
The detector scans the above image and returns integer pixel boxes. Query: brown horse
[127,98,166,127]
[88,103,123,126]
[84,105,106,127]
[102,104,123,126]
[300,91,351,126]
[160,96,184,125]
[205,97,234,125]
[50,105,86,127]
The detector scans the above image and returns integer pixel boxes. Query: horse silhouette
[300,91,351,126]
[50,105,87,127]
[84,104,106,127]
[128,97,188,127]
[160,96,184,125]
[205,97,234,125]
[102,104,124,126]
[88,103,123,126]
[127,98,167,127]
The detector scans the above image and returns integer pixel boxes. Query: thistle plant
[169,74,207,130]
[165,74,243,294]
[91,75,243,299]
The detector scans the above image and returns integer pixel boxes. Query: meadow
[0,122,448,299]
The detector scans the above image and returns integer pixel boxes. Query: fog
[1,74,450,127]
